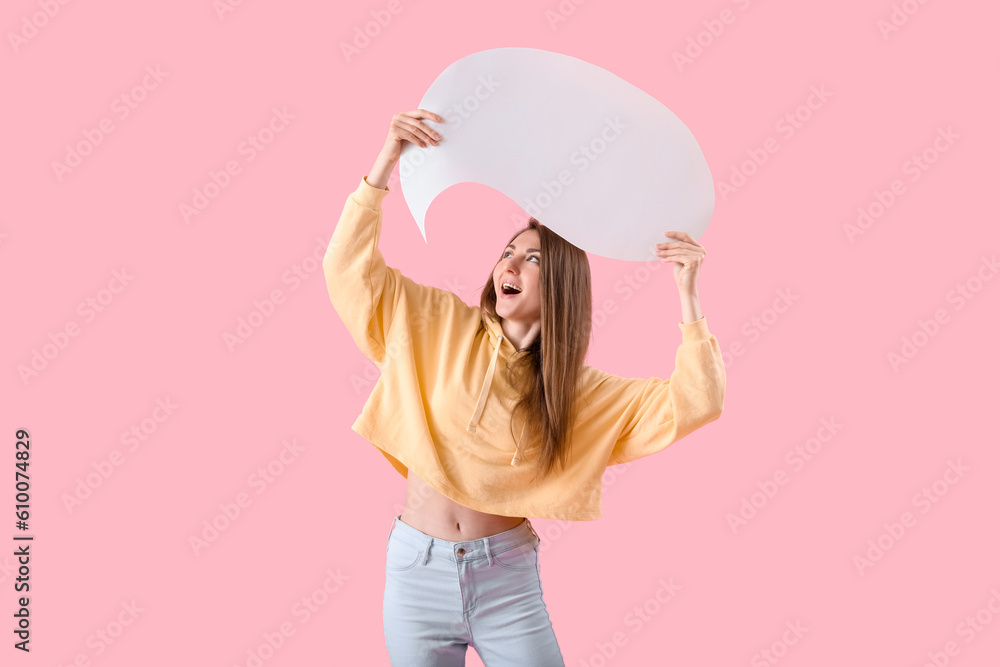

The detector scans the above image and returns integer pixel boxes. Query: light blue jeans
[383,514,565,666]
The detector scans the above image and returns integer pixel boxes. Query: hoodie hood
[467,309,527,466]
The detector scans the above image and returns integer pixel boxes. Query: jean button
[456,547,466,556]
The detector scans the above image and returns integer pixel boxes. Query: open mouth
[501,281,522,296]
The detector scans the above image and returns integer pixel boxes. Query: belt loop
[422,538,433,566]
[483,537,493,567]
[388,515,398,542]
[525,519,539,543]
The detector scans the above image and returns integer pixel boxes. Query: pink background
[4,0,999,665]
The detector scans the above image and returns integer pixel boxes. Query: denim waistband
[388,514,539,567]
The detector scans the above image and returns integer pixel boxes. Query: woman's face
[493,229,542,325]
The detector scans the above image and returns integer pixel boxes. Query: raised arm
[366,109,443,189]
[605,316,726,466]
[605,227,725,465]
[321,109,444,364]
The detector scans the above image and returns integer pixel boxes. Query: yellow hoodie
[322,175,726,521]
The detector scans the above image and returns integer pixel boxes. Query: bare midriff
[400,468,526,541]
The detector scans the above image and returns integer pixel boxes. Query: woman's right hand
[380,109,444,163]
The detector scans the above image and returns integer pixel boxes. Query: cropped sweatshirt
[322,175,727,521]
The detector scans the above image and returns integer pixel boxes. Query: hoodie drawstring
[466,330,525,467]
[510,420,527,466]
[466,332,502,436]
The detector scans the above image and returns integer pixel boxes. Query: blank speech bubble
[398,47,715,262]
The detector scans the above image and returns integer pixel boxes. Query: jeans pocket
[492,537,539,571]
[386,535,422,571]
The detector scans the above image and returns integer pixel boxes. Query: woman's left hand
[655,231,706,292]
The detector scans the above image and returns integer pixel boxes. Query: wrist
[677,284,700,298]
[678,287,702,324]
[379,138,401,161]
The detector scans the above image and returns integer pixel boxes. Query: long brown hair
[479,217,592,480]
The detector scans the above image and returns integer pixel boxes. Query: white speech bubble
[397,47,715,262]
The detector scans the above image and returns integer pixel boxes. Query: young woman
[323,109,726,666]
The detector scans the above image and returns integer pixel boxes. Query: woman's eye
[501,251,539,263]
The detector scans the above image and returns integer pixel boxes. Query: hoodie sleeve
[604,316,726,466]
[321,175,437,365]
